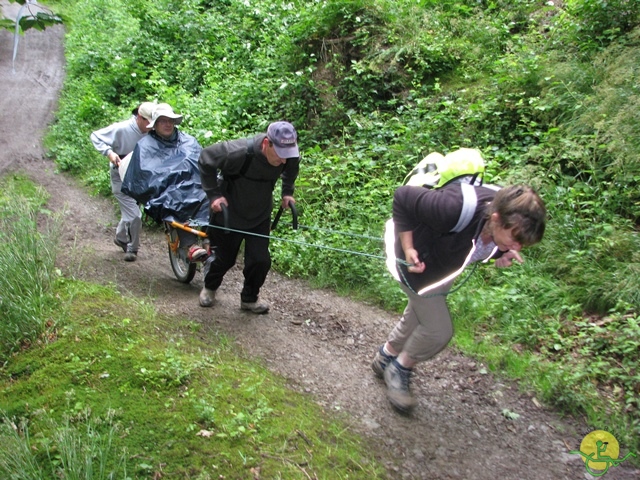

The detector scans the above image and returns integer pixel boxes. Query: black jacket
[391,184,503,292]
[198,134,299,230]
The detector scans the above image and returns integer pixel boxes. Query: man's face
[154,116,176,138]
[136,114,152,133]
[262,138,288,167]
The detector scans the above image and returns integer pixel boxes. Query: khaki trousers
[387,280,455,363]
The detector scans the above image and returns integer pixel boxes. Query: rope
[191,220,399,263]
[295,223,383,242]
[267,223,480,292]
[188,220,478,296]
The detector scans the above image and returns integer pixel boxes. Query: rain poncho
[121,130,209,224]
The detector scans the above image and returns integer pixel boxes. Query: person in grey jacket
[198,121,300,314]
[373,183,546,413]
[90,102,155,261]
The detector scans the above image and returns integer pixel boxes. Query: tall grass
[0,176,60,363]
[0,417,43,480]
[0,411,128,480]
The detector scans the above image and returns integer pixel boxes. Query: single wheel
[167,226,197,283]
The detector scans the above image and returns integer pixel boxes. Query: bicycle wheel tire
[168,226,197,283]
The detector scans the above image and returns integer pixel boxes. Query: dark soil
[1,3,638,478]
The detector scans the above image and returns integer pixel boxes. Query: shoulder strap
[239,138,254,176]
[224,138,254,181]
[451,183,477,233]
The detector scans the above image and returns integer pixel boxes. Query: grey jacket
[90,116,145,159]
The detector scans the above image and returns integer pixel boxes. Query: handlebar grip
[221,203,230,234]
[290,202,298,230]
[271,206,283,231]
[270,201,298,231]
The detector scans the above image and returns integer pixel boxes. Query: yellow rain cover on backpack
[403,148,485,188]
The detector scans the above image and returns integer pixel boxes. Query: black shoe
[124,248,137,262]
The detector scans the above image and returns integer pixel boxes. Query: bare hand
[495,250,524,268]
[211,197,228,213]
[405,248,425,273]
[108,151,121,167]
[282,196,295,209]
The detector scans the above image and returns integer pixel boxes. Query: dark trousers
[204,217,271,303]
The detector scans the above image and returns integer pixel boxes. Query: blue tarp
[121,131,209,224]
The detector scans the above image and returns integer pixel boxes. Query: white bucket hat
[147,103,183,129]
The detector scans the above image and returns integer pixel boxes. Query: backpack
[217,139,255,190]
[403,148,491,233]
[217,138,277,191]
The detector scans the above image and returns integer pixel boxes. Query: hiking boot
[187,245,208,262]
[199,287,216,307]
[240,300,270,314]
[124,248,137,262]
[202,255,215,278]
[114,238,128,252]
[371,345,397,379]
[384,360,417,414]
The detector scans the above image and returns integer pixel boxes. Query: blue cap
[267,121,299,158]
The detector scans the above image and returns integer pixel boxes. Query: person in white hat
[90,102,155,262]
[121,103,208,263]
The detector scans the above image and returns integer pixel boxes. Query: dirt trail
[1,4,638,479]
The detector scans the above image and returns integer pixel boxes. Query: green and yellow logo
[570,430,636,477]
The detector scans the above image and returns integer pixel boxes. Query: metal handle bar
[167,221,208,238]
[271,201,298,231]
[221,202,230,234]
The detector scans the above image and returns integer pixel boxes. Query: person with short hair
[90,102,155,262]
[372,183,547,413]
[197,121,301,313]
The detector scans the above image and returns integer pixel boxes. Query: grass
[0,175,61,364]
[0,279,386,479]
[0,175,386,479]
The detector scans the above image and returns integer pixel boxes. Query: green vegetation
[0,175,60,362]
[0,0,64,33]
[3,0,638,470]
[0,177,384,479]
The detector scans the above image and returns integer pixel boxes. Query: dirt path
[2,5,638,479]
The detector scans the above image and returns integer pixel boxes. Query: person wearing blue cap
[198,121,300,313]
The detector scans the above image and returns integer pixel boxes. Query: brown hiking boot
[384,360,417,413]
[371,345,396,379]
